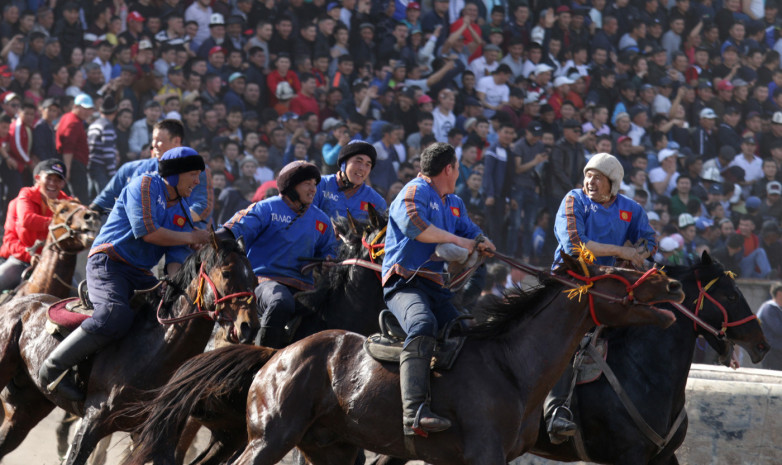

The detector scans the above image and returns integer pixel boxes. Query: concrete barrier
[512,365,782,465]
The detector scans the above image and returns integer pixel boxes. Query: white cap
[554,76,574,87]
[210,13,225,26]
[773,111,782,124]
[659,237,679,253]
[701,166,721,182]
[647,211,660,222]
[678,213,696,228]
[165,111,181,121]
[534,63,554,75]
[658,148,679,162]
[699,108,718,119]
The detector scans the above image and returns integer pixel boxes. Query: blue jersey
[90,173,193,270]
[312,174,388,221]
[92,157,213,223]
[382,175,483,288]
[224,196,338,290]
[553,189,657,267]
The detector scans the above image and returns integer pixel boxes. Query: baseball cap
[708,184,723,195]
[647,211,660,222]
[659,237,679,253]
[322,117,344,132]
[209,46,225,56]
[717,80,734,91]
[534,63,554,75]
[34,159,67,180]
[768,181,782,195]
[128,11,145,22]
[138,39,153,50]
[699,108,718,119]
[743,135,757,145]
[45,36,59,45]
[553,76,574,87]
[417,94,432,104]
[280,111,298,122]
[327,2,340,11]
[746,196,762,210]
[407,1,421,9]
[464,96,481,107]
[228,72,246,83]
[41,98,59,109]
[617,135,632,144]
[0,66,12,78]
[210,13,225,26]
[484,44,501,53]
[658,148,679,162]
[678,213,696,228]
[528,122,543,136]
[556,5,571,13]
[74,94,94,109]
[773,111,782,124]
[562,119,581,129]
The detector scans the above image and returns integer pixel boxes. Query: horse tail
[119,344,276,465]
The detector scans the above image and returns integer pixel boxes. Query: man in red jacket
[56,94,92,204]
[0,159,71,291]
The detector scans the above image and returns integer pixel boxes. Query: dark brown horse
[0,232,259,465]
[531,252,769,464]
[0,199,100,302]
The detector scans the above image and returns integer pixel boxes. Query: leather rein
[157,263,256,325]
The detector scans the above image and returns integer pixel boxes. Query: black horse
[531,251,770,465]
[120,209,390,465]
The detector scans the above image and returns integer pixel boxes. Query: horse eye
[727,293,738,302]
[221,271,231,279]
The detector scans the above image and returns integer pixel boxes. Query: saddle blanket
[46,298,92,334]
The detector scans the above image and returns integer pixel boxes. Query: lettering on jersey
[315,220,327,234]
[173,215,187,228]
[157,196,166,208]
[620,210,632,222]
[429,202,440,211]
[360,201,372,211]
[324,191,339,202]
[450,206,460,217]
[271,212,293,223]
[585,203,598,213]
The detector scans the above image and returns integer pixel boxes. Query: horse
[0,231,260,465]
[173,253,685,465]
[530,251,770,465]
[0,199,101,302]
[120,209,391,465]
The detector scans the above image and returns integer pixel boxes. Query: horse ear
[346,210,359,235]
[701,249,712,266]
[367,204,383,230]
[559,253,581,272]
[236,236,246,254]
[209,225,219,250]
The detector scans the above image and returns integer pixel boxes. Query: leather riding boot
[400,336,452,437]
[544,364,577,444]
[38,327,111,401]
[258,326,287,349]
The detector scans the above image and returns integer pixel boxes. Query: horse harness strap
[47,205,87,254]
[157,263,256,325]
[585,343,686,452]
[691,271,757,336]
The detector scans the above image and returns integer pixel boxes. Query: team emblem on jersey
[619,210,632,222]
[360,201,371,211]
[315,220,327,234]
[173,215,186,228]
[451,206,460,217]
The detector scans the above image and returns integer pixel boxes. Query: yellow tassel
[724,270,736,280]
[564,283,594,302]
[572,242,596,265]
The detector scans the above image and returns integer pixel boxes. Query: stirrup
[547,406,576,444]
[407,404,451,438]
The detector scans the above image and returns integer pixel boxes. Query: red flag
[451,206,460,217]
[360,201,369,211]
[315,220,327,234]
[619,210,632,222]
[173,215,186,228]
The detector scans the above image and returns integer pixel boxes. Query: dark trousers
[81,253,158,338]
[255,280,297,329]
[384,277,459,347]
[67,159,90,204]
[87,164,111,202]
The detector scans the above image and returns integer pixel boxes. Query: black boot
[400,336,451,437]
[544,364,577,444]
[38,327,111,401]
[258,326,287,349]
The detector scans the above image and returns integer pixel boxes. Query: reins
[47,205,87,254]
[157,263,256,325]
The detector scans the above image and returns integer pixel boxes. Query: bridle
[47,205,90,254]
[669,270,757,339]
[157,263,256,325]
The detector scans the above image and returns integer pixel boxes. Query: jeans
[81,253,158,338]
[740,248,772,278]
[87,165,112,202]
[255,280,297,329]
[384,277,459,347]
[0,256,28,291]
[67,159,90,204]
[508,187,539,257]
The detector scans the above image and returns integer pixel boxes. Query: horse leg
[88,434,111,465]
[57,410,80,458]
[233,438,300,465]
[298,443,360,465]
[0,384,55,458]
[64,408,111,465]
[175,416,202,465]
[371,455,408,465]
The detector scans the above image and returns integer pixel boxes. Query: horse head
[686,251,769,364]
[46,199,101,253]
[169,228,260,344]
[557,253,684,329]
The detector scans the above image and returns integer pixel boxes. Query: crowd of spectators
[0,0,781,277]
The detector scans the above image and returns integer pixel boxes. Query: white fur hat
[584,153,624,197]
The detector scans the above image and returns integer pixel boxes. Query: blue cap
[746,196,762,210]
[327,2,340,10]
[74,94,94,109]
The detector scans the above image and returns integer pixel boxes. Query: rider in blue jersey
[383,142,496,437]
[90,119,213,226]
[546,152,657,443]
[39,147,209,401]
[312,141,387,221]
[220,161,338,349]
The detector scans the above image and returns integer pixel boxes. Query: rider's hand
[618,246,644,268]
[477,238,496,254]
[454,236,477,253]
[190,229,211,245]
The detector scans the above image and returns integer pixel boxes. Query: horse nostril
[667,282,682,293]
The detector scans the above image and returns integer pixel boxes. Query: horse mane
[464,277,563,339]
[657,255,723,282]
[117,344,275,465]
[149,239,249,317]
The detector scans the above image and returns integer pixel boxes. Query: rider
[90,119,213,226]
[545,152,657,443]
[39,147,210,401]
[220,161,338,349]
[312,141,387,221]
[0,159,71,291]
[382,142,495,437]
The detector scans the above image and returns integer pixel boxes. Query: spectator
[56,93,91,204]
[87,96,119,200]
[757,283,782,370]
[129,101,162,156]
[31,98,59,161]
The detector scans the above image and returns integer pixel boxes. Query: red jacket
[266,70,301,107]
[56,111,89,165]
[8,116,32,173]
[0,185,71,263]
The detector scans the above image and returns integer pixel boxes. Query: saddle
[364,310,468,370]
[46,298,93,336]
[575,337,608,385]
